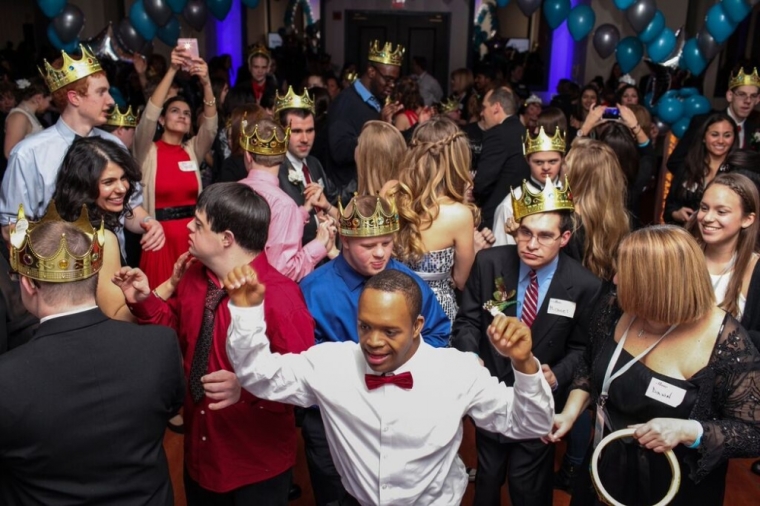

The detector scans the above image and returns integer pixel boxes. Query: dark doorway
[344,10,451,94]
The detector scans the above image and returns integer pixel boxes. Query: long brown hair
[356,121,406,195]
[392,116,479,263]
[687,173,760,317]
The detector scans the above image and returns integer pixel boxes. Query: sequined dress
[405,247,457,324]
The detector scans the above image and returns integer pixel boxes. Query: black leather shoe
[751,459,760,476]
[288,484,302,501]
[553,463,578,491]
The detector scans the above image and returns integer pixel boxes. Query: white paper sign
[645,377,686,408]
[547,298,576,318]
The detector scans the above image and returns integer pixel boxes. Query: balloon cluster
[38,0,85,53]
[649,87,711,138]
[473,1,499,50]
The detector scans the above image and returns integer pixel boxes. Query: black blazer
[0,308,185,505]
[472,115,530,229]
[452,247,603,394]
[277,155,331,245]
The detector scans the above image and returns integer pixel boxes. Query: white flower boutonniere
[288,169,305,185]
[751,130,760,151]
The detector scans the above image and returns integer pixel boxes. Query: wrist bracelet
[203,97,216,107]
[687,420,704,449]
[152,289,166,302]
[142,216,153,223]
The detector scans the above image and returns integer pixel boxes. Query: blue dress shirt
[300,254,451,347]
[516,255,559,321]
[353,80,382,113]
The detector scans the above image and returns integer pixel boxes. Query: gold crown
[247,43,271,61]
[368,40,405,67]
[106,105,138,128]
[438,97,460,114]
[338,194,400,238]
[274,86,315,115]
[239,115,290,156]
[38,44,102,93]
[523,126,566,157]
[9,201,105,283]
[728,67,760,90]
[511,175,574,221]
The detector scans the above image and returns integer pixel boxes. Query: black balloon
[183,0,207,31]
[592,24,620,59]
[52,4,85,44]
[144,0,173,27]
[626,0,657,33]
[117,18,151,55]
[516,0,542,17]
[84,22,135,63]
[697,29,721,61]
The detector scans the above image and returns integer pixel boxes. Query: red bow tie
[365,372,414,391]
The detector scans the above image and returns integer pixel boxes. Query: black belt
[154,206,195,221]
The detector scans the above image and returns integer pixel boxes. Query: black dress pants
[473,428,555,506]
[301,408,347,506]
[184,467,292,506]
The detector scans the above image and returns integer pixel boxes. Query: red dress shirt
[130,253,315,492]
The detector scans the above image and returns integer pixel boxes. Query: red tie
[365,372,414,390]
[522,270,539,327]
[302,163,313,185]
[737,125,743,148]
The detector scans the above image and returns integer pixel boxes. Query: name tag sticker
[547,298,576,318]
[178,161,198,172]
[645,378,686,408]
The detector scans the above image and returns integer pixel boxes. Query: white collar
[726,107,746,127]
[40,305,99,324]
[286,151,304,171]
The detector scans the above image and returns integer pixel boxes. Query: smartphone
[177,38,199,71]
[602,107,620,120]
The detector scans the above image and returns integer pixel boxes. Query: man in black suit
[233,44,278,109]
[0,214,184,505]
[474,86,531,229]
[452,178,602,506]
[667,65,760,176]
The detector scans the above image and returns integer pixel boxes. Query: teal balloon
[662,90,680,99]
[567,5,596,42]
[616,36,644,74]
[722,0,752,24]
[638,10,664,44]
[109,87,126,108]
[207,0,232,20]
[672,117,691,138]
[167,0,187,13]
[647,27,676,63]
[156,16,180,46]
[496,0,510,7]
[657,96,684,124]
[705,3,737,43]
[683,95,711,118]
[681,38,707,75]
[613,0,635,9]
[47,23,79,53]
[544,0,571,30]
[679,87,699,97]
[37,0,66,18]
[130,0,158,40]
[241,0,259,7]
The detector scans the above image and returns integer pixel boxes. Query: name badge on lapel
[178,161,198,172]
[645,378,686,408]
[547,298,576,318]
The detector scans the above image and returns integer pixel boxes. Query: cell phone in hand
[177,38,199,71]
[602,107,620,120]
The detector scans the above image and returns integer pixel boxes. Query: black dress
[570,295,760,506]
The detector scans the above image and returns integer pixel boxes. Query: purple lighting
[215,0,243,86]
[548,0,577,96]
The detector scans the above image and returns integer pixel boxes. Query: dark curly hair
[392,76,423,112]
[53,137,142,232]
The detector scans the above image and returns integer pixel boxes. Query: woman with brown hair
[355,120,406,197]
[545,225,760,505]
[4,78,51,158]
[392,76,425,132]
[392,116,478,323]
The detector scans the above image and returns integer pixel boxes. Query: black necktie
[188,279,228,403]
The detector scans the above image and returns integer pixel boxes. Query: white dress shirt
[227,303,554,506]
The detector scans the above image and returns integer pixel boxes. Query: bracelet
[152,289,166,302]
[687,420,704,449]
[203,97,216,108]
[142,215,153,223]
[325,202,332,213]
[631,123,642,134]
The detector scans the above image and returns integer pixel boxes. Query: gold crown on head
[338,194,400,238]
[368,40,405,67]
[239,115,290,156]
[523,126,566,157]
[438,97,460,114]
[106,105,138,128]
[38,44,102,93]
[728,67,760,90]
[9,201,105,282]
[247,43,271,61]
[274,86,315,115]
[511,175,574,221]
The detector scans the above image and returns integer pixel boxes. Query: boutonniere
[751,130,760,150]
[483,277,517,314]
[287,169,305,186]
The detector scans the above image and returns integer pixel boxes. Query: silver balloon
[659,27,685,69]
[516,0,542,17]
[643,28,685,105]
[626,0,657,33]
[84,22,135,63]
[697,29,721,61]
[593,24,620,59]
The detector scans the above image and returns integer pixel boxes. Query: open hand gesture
[112,266,151,304]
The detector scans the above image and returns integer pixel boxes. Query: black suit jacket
[473,115,530,229]
[277,155,331,245]
[452,247,602,396]
[0,308,185,505]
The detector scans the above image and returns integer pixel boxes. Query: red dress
[140,140,199,289]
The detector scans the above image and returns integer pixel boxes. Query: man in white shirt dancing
[219,267,554,506]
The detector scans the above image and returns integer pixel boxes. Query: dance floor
[164,418,760,505]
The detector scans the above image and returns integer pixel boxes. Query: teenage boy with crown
[297,193,451,505]
[101,105,138,150]
[113,182,314,505]
[0,45,164,255]
[452,132,603,506]
[0,203,184,504]
[238,116,337,282]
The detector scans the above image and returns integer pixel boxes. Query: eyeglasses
[733,91,759,102]
[515,227,561,246]
[371,66,398,86]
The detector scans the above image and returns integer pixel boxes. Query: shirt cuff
[129,291,164,321]
[512,356,548,395]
